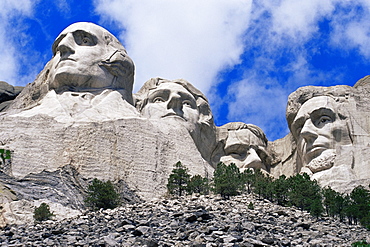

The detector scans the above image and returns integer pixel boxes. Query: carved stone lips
[162,113,185,121]
[55,57,76,69]
[305,145,327,158]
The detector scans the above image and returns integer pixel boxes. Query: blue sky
[1,1,370,141]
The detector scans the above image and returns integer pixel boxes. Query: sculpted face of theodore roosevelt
[291,96,352,171]
[218,123,269,172]
[49,22,135,103]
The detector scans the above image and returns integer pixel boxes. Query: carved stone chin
[305,149,336,174]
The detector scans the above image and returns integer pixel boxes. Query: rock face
[0,81,24,112]
[270,77,370,193]
[212,122,271,173]
[0,22,214,226]
[1,21,370,227]
[135,77,217,164]
[1,194,368,246]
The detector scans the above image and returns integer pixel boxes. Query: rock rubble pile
[1,194,369,247]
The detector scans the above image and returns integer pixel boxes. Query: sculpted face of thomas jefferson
[135,78,217,162]
[291,96,352,172]
[136,78,214,133]
[49,22,135,103]
[140,82,200,130]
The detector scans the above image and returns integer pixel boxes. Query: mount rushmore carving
[0,22,369,225]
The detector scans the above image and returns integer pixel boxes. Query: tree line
[166,161,370,230]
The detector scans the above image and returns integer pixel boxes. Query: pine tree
[85,178,120,210]
[286,173,322,215]
[213,162,243,199]
[187,174,209,195]
[323,186,338,217]
[241,168,254,194]
[34,203,54,222]
[271,175,289,206]
[167,161,191,196]
[350,185,370,227]
[252,169,273,200]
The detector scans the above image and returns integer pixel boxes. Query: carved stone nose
[57,33,75,56]
[300,119,318,142]
[167,95,183,113]
[244,148,263,169]
[224,131,241,151]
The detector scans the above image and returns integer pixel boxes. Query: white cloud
[224,0,353,140]
[268,0,337,42]
[0,1,33,18]
[94,0,370,141]
[330,1,370,58]
[227,75,288,141]
[0,0,34,85]
[94,0,252,93]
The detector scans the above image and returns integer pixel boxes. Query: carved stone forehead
[226,128,266,147]
[286,85,353,130]
[52,22,116,54]
[149,82,195,97]
[295,96,337,120]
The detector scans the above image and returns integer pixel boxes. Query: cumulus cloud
[268,0,337,41]
[227,75,288,141]
[223,0,362,140]
[94,0,370,141]
[330,1,370,58]
[0,0,34,86]
[94,0,252,93]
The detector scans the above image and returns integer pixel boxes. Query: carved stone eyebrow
[178,91,195,100]
[52,34,66,55]
[148,89,171,101]
[51,30,98,55]
[291,115,306,136]
[310,107,336,121]
[72,30,98,46]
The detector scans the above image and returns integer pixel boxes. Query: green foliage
[0,149,11,166]
[247,202,254,210]
[33,203,54,222]
[187,174,209,195]
[85,178,120,210]
[253,169,273,200]
[167,161,191,196]
[286,173,323,215]
[322,187,346,221]
[213,162,244,199]
[352,240,370,247]
[165,161,370,229]
[271,175,289,206]
[241,168,254,194]
[350,185,370,227]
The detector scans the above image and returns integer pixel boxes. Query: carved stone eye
[153,97,165,103]
[183,100,191,106]
[316,116,332,127]
[82,36,92,45]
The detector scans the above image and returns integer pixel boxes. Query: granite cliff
[0,22,369,227]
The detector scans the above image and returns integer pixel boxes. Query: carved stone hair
[286,85,354,133]
[220,122,268,146]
